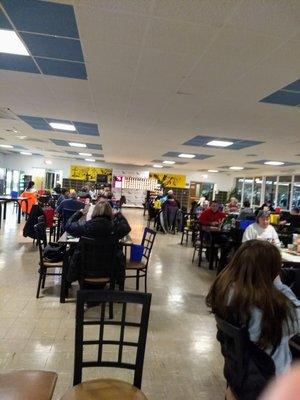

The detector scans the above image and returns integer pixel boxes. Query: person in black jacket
[65,202,131,284]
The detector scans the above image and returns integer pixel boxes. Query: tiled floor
[0,207,225,399]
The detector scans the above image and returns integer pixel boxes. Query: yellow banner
[149,172,186,188]
[70,165,112,181]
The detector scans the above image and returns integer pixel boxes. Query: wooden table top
[60,379,148,400]
[58,232,133,246]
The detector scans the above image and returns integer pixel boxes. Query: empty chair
[125,227,156,292]
[60,290,151,400]
[192,224,219,268]
[0,370,57,400]
[34,222,63,298]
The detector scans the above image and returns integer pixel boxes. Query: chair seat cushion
[0,370,57,400]
[126,261,146,270]
[84,277,110,283]
[60,378,148,400]
[43,260,63,267]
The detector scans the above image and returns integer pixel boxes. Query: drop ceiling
[0,0,299,175]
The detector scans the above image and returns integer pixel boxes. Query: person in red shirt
[199,201,225,226]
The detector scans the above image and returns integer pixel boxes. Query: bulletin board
[149,172,186,188]
[70,165,112,181]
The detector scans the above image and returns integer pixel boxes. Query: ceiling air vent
[0,107,18,120]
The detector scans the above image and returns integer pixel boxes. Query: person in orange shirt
[19,181,37,214]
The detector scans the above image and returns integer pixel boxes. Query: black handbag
[43,243,65,262]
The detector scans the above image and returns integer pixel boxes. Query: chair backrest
[73,290,152,388]
[34,222,47,262]
[61,208,77,228]
[141,227,156,266]
[80,237,117,285]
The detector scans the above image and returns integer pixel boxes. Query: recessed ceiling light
[178,153,195,159]
[0,29,29,56]
[162,160,175,165]
[20,151,32,155]
[85,158,95,162]
[69,142,86,148]
[153,164,163,168]
[49,122,76,131]
[0,144,13,149]
[264,161,285,166]
[79,152,92,156]
[208,169,218,173]
[229,166,244,170]
[45,160,52,165]
[202,174,208,179]
[206,140,233,147]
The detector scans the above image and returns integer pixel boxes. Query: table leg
[3,201,7,220]
[60,249,69,303]
[17,202,21,224]
[0,203,2,229]
[209,234,216,270]
[25,200,28,220]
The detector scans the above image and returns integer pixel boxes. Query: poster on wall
[149,172,186,188]
[70,165,112,181]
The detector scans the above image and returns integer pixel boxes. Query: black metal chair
[80,237,117,290]
[125,228,156,292]
[192,224,219,268]
[34,222,63,298]
[215,316,275,400]
[60,208,78,234]
[72,290,151,390]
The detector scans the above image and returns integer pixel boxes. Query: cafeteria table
[0,196,29,223]
[281,249,300,268]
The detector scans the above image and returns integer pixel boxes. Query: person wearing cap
[242,210,280,246]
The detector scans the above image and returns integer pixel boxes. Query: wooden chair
[60,290,151,400]
[0,370,57,400]
[125,228,156,292]
[34,222,63,298]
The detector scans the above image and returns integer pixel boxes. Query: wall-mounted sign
[149,172,186,188]
[70,165,112,181]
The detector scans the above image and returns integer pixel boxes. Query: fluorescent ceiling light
[153,164,163,168]
[85,158,95,162]
[79,152,92,156]
[0,29,29,56]
[20,151,32,155]
[45,160,52,165]
[178,153,195,159]
[69,142,86,148]
[0,144,13,148]
[162,160,175,165]
[208,169,218,173]
[49,122,76,131]
[229,166,244,170]
[206,140,233,147]
[264,161,285,166]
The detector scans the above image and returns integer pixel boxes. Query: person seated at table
[199,200,226,226]
[257,200,275,214]
[77,186,91,200]
[52,183,62,195]
[237,200,255,221]
[226,197,239,213]
[65,202,131,284]
[279,208,300,225]
[56,191,84,215]
[20,181,37,214]
[57,188,69,206]
[242,210,280,246]
[206,240,300,398]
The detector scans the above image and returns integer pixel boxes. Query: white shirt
[242,222,280,246]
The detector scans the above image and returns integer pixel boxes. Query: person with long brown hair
[206,240,300,375]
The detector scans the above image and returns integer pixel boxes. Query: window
[277,176,292,210]
[252,177,262,206]
[235,178,244,201]
[243,178,253,204]
[265,176,277,204]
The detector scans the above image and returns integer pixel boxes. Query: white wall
[0,153,235,191]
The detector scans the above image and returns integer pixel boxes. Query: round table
[60,379,149,400]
